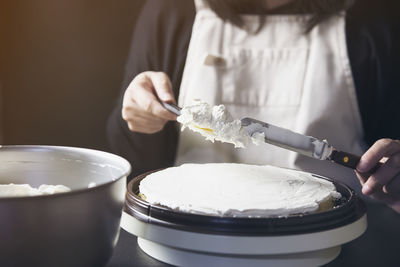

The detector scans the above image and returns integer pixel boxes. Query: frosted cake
[139,163,341,217]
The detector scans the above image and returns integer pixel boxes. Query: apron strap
[194,0,208,12]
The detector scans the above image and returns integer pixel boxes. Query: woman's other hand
[122,71,177,133]
[356,139,400,213]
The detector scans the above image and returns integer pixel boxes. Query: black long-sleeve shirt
[107,0,400,178]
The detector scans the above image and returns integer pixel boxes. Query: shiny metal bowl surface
[0,145,131,267]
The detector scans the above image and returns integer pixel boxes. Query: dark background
[0,0,144,151]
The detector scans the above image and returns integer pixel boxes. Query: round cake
[139,163,341,217]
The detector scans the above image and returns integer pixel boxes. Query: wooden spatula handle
[330,150,383,177]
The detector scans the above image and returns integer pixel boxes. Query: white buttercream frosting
[177,101,264,148]
[139,163,341,217]
[0,184,71,197]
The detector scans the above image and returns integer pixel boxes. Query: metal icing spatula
[240,117,382,174]
[161,102,380,174]
[161,101,181,116]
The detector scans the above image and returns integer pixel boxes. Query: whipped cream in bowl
[0,145,131,267]
[0,183,71,197]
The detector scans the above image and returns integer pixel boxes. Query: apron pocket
[209,48,309,107]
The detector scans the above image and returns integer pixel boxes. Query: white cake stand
[121,211,367,267]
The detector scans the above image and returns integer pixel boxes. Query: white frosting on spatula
[177,101,264,148]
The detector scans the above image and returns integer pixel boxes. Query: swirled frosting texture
[177,101,264,148]
[139,163,341,217]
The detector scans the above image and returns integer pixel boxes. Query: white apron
[176,0,366,192]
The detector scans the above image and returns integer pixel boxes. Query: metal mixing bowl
[0,145,131,267]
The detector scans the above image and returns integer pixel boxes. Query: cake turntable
[121,171,367,267]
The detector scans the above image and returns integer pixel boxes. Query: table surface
[107,200,400,267]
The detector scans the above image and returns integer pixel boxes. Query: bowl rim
[0,145,131,201]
